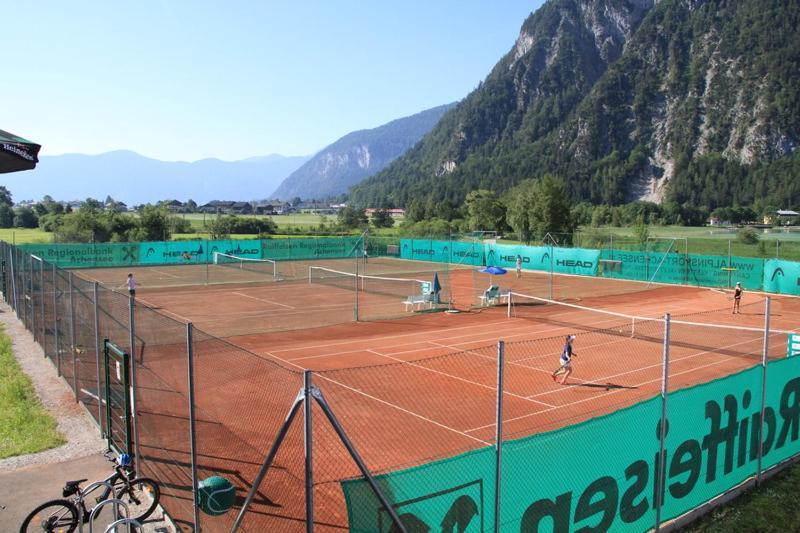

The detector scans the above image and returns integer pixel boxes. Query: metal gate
[103,339,132,455]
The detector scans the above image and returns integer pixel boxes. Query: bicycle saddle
[62,479,88,497]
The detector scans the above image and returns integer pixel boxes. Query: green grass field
[0,325,65,459]
[0,228,54,244]
[686,462,800,532]
[176,212,340,230]
[568,226,800,261]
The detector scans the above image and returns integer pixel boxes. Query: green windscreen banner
[262,237,361,260]
[342,356,800,532]
[600,251,764,290]
[486,244,600,276]
[449,241,485,266]
[763,259,800,295]
[399,239,451,264]
[137,239,258,264]
[789,335,800,358]
[20,242,140,268]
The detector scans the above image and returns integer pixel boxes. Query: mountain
[2,151,310,204]
[271,103,456,200]
[351,0,800,211]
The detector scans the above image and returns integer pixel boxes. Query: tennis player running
[552,335,577,385]
[733,282,743,314]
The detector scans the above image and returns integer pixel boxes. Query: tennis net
[213,252,277,277]
[309,266,428,299]
[506,291,791,362]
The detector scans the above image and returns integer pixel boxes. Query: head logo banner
[763,260,800,295]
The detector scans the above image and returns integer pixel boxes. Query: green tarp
[262,237,362,260]
[486,243,600,276]
[20,237,362,269]
[599,250,764,290]
[20,242,140,268]
[399,239,600,275]
[342,356,800,532]
[139,239,261,264]
[763,259,800,295]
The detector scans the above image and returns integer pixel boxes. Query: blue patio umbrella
[479,266,507,275]
[431,272,442,304]
[478,265,507,285]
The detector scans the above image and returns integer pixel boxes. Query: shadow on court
[577,382,638,390]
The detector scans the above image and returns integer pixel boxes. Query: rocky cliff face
[271,103,455,200]
[351,0,800,210]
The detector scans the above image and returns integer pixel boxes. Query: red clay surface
[76,264,799,532]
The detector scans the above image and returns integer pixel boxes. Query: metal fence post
[549,242,554,300]
[39,258,45,346]
[10,247,18,316]
[495,341,505,533]
[93,282,103,432]
[20,250,27,326]
[354,251,359,321]
[756,297,771,485]
[655,314,670,531]
[304,370,314,533]
[186,323,201,530]
[30,256,37,343]
[53,264,61,375]
[128,294,142,465]
[69,272,77,399]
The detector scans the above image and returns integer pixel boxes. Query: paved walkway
[0,301,175,532]
[0,454,110,531]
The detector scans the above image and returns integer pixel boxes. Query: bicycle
[19,451,160,532]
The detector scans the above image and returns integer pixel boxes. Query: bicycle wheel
[115,477,160,522]
[20,499,79,533]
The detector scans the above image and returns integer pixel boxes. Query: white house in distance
[365,208,406,217]
[763,209,799,225]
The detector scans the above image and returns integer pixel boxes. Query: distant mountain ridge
[351,0,800,211]
[271,103,456,200]
[4,151,310,204]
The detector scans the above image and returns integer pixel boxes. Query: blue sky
[4,1,543,162]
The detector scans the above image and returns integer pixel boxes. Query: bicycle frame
[74,466,134,519]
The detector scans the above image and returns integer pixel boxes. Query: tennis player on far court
[124,273,136,298]
[552,335,577,385]
[733,282,743,314]
[515,255,522,278]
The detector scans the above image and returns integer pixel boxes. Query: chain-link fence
[2,239,800,532]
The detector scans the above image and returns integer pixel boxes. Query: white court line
[460,335,759,434]
[272,318,515,354]
[366,349,555,408]
[465,357,733,434]
[314,372,492,446]
[285,320,585,362]
[276,294,659,357]
[136,297,191,323]
[232,292,294,309]
[252,347,490,446]
[526,334,763,400]
[150,268,182,279]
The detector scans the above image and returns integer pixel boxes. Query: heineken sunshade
[0,129,41,173]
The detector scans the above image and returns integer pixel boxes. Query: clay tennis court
[75,259,797,531]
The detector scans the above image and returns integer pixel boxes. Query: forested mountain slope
[351,0,800,212]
